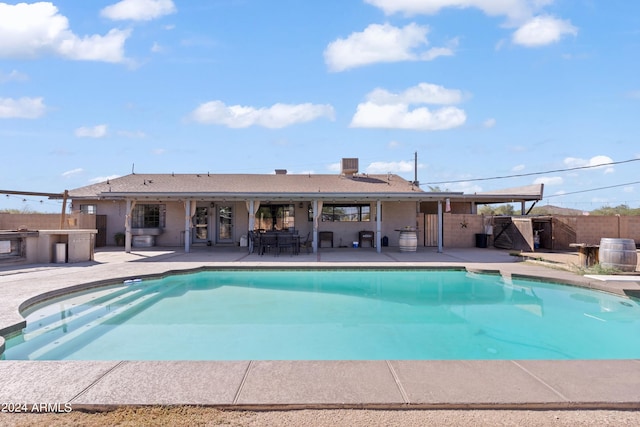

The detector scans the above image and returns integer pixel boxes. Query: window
[322,204,370,222]
[132,204,166,228]
[255,204,295,231]
[79,204,96,214]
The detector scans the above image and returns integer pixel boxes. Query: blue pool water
[3,269,640,360]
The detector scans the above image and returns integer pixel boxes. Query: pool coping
[1,247,640,410]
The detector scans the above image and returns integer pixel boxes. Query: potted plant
[114,232,125,247]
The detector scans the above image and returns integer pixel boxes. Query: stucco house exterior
[63,159,544,254]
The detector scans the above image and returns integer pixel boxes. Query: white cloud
[151,42,165,53]
[388,140,401,148]
[324,23,454,72]
[482,118,496,128]
[152,148,166,155]
[365,0,577,48]
[563,155,614,173]
[75,124,108,138]
[189,101,335,129]
[443,181,483,193]
[0,97,46,119]
[534,176,563,185]
[626,90,640,100]
[0,2,130,62]
[62,168,83,178]
[117,130,147,138]
[89,174,120,184]
[327,162,341,172]
[101,0,176,21]
[351,103,466,130]
[512,164,525,172]
[367,83,464,105]
[57,28,131,62]
[350,83,467,130]
[0,69,28,83]
[364,0,534,23]
[512,15,577,47]
[366,161,415,174]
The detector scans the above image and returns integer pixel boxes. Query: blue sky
[1,0,639,213]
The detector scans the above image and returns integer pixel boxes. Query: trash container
[475,233,489,248]
[382,236,389,247]
[54,243,67,263]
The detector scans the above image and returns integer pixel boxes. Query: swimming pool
[3,269,640,360]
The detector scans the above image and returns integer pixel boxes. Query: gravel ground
[2,407,640,427]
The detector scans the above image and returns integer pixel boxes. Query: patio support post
[124,199,134,253]
[376,200,382,253]
[437,199,443,253]
[248,199,254,253]
[248,200,255,231]
[312,199,319,253]
[184,199,192,253]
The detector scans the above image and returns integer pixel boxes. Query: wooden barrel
[599,238,637,272]
[399,230,417,252]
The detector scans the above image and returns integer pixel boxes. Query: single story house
[63,158,544,254]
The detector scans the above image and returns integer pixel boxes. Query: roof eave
[84,191,465,202]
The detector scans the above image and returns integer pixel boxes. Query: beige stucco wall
[22,230,96,263]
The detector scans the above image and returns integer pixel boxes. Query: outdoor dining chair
[277,233,298,256]
[299,232,312,254]
[259,233,278,255]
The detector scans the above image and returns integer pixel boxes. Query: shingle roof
[66,174,543,203]
[68,173,424,199]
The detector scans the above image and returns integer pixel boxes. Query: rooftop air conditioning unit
[341,158,358,176]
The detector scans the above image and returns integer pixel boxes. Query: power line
[422,158,640,185]
[544,180,640,198]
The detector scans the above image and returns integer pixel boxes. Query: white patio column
[248,200,255,231]
[437,199,444,253]
[124,199,136,253]
[246,199,260,231]
[312,199,322,253]
[184,199,192,253]
[376,200,382,253]
[246,200,260,253]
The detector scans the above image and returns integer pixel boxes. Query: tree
[478,204,515,216]
[590,204,640,216]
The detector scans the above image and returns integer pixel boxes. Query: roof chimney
[275,169,287,175]
[341,158,358,176]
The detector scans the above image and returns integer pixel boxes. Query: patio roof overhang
[88,191,466,203]
[85,189,542,204]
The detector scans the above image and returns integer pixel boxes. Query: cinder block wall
[620,216,640,242]
[444,214,640,249]
[556,215,640,245]
[443,214,484,247]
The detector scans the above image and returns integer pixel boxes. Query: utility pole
[413,151,419,186]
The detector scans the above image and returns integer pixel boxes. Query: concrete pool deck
[1,246,640,410]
